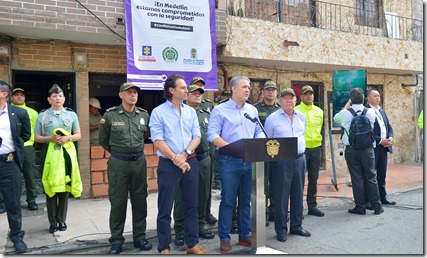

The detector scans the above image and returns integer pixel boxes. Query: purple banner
[124,0,218,90]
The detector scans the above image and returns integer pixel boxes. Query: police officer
[98,82,152,254]
[173,85,215,246]
[190,76,215,112]
[254,80,280,224]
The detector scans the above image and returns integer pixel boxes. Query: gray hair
[0,81,11,95]
[229,76,250,95]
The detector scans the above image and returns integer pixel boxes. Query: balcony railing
[226,0,423,42]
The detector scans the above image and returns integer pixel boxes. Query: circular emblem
[162,47,178,62]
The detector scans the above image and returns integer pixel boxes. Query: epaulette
[106,106,118,112]
[65,107,74,112]
[39,108,48,113]
[204,98,212,103]
[200,108,210,114]
[137,107,148,112]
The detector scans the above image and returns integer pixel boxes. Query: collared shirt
[12,103,38,146]
[333,104,376,146]
[264,108,306,155]
[295,101,324,148]
[34,107,80,137]
[0,104,15,154]
[207,98,265,145]
[149,100,201,157]
[369,104,387,139]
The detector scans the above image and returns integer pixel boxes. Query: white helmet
[89,98,101,109]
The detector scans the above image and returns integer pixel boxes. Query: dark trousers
[205,144,216,216]
[305,147,321,209]
[157,157,199,252]
[174,155,211,234]
[107,155,148,245]
[22,145,37,204]
[0,159,25,242]
[46,192,68,224]
[265,161,275,217]
[374,145,389,200]
[345,146,381,209]
[271,155,306,236]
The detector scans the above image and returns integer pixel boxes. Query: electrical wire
[73,0,126,41]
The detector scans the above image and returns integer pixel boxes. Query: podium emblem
[266,140,280,158]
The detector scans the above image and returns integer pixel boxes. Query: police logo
[100,118,105,124]
[266,140,280,158]
[204,117,209,124]
[140,118,145,125]
[162,47,178,62]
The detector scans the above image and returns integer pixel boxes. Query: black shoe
[308,207,325,217]
[206,213,218,225]
[374,206,384,215]
[0,205,5,214]
[134,239,152,251]
[381,198,397,205]
[28,202,38,211]
[58,222,67,231]
[13,239,27,253]
[230,223,238,234]
[108,244,122,254]
[348,207,366,215]
[290,228,311,237]
[199,229,215,239]
[276,235,287,242]
[49,224,58,233]
[365,203,374,210]
[174,233,185,246]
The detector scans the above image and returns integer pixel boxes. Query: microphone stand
[255,118,269,138]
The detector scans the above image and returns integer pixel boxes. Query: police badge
[266,140,280,158]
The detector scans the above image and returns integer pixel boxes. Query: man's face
[89,105,98,115]
[279,93,296,113]
[263,88,277,102]
[300,91,314,105]
[11,92,25,105]
[170,78,188,102]
[187,90,203,106]
[119,88,138,105]
[367,90,381,106]
[232,79,250,103]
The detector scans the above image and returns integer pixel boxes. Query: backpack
[346,107,375,149]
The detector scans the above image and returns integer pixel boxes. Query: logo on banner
[162,47,178,62]
[191,48,197,59]
[138,45,156,62]
[183,48,205,65]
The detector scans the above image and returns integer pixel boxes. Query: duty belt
[111,151,144,161]
[0,152,16,162]
[196,151,209,161]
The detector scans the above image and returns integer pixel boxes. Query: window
[354,0,380,28]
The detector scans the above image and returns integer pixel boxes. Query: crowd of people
[0,75,401,254]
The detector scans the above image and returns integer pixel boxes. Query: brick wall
[90,144,159,198]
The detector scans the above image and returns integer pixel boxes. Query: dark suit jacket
[7,103,31,169]
[368,104,394,153]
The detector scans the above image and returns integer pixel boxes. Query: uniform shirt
[195,108,211,154]
[35,107,80,138]
[295,101,323,148]
[333,103,376,147]
[12,103,38,146]
[265,108,306,155]
[207,98,265,145]
[200,98,214,113]
[254,100,280,125]
[149,100,200,157]
[98,105,149,153]
[0,104,15,154]
[89,112,103,146]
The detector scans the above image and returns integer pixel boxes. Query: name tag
[112,122,125,126]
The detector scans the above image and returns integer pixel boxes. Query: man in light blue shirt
[334,87,383,216]
[149,74,206,255]
[265,88,311,242]
[207,76,265,254]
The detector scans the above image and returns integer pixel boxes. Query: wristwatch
[185,149,194,155]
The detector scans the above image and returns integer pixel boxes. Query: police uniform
[99,101,152,250]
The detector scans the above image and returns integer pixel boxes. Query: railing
[226,0,423,42]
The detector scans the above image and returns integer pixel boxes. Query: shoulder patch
[100,118,106,124]
[65,107,74,112]
[106,106,118,112]
[39,108,48,113]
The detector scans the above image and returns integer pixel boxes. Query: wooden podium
[219,137,298,254]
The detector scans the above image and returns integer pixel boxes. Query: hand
[179,162,191,174]
[54,135,68,145]
[172,153,187,168]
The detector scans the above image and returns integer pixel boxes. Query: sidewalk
[0,162,423,254]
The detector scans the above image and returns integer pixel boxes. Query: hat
[301,85,314,94]
[12,88,25,95]
[188,84,204,94]
[48,84,63,95]
[120,82,140,92]
[89,98,102,109]
[263,81,277,89]
[190,76,205,85]
[280,88,296,97]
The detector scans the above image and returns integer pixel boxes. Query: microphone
[244,113,269,138]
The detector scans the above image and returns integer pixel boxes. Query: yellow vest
[295,102,324,148]
[12,103,38,146]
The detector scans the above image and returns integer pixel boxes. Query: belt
[0,152,16,162]
[187,152,197,160]
[111,151,144,161]
[196,151,209,161]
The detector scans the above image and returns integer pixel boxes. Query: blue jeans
[217,154,252,241]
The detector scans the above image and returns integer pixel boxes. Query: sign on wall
[124,0,218,90]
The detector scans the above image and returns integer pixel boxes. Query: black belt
[111,151,144,161]
[0,152,16,162]
[196,151,209,161]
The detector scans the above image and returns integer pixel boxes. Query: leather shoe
[374,206,384,215]
[308,207,324,217]
[28,202,38,211]
[348,207,366,215]
[206,213,218,225]
[276,235,287,242]
[290,228,311,237]
[220,241,232,254]
[134,239,152,251]
[58,222,67,231]
[108,244,122,254]
[230,223,238,234]
[0,205,5,214]
[174,233,185,246]
[49,224,58,233]
[159,249,170,254]
[381,198,397,205]
[13,239,27,253]
[365,203,374,210]
[238,237,251,247]
[199,229,215,239]
[186,244,206,254]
